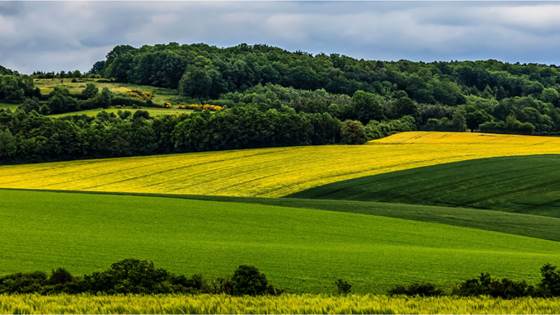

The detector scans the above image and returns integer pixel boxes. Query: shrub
[335,279,352,295]
[231,265,270,296]
[389,283,444,296]
[454,273,534,299]
[83,259,171,294]
[539,264,560,297]
[0,272,47,293]
[48,268,73,285]
[209,277,234,294]
[340,120,367,144]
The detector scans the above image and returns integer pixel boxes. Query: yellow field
[2,131,560,197]
[2,294,560,314]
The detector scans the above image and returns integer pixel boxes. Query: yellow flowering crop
[1,131,560,197]
[1,294,560,314]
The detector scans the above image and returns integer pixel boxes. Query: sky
[2,1,560,73]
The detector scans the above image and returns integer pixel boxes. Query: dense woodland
[2,43,560,163]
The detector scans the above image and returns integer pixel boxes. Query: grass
[2,189,560,293]
[34,78,191,105]
[3,294,560,314]
[291,155,560,217]
[3,132,560,197]
[180,194,560,242]
[50,106,193,118]
[0,102,19,110]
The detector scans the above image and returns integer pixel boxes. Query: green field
[50,106,193,118]
[292,155,560,217]
[34,78,189,105]
[2,189,560,293]
[0,102,18,110]
[184,195,560,242]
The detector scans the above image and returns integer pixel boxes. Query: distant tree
[340,120,367,144]
[98,87,112,107]
[351,90,385,123]
[81,83,98,99]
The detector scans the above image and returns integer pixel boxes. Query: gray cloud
[1,1,560,73]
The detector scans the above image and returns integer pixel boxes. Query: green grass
[291,155,560,217]
[34,78,193,105]
[50,107,193,118]
[2,189,560,293]
[182,195,560,242]
[0,102,18,110]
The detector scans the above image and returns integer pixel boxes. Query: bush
[48,268,73,285]
[340,120,367,144]
[539,264,560,297]
[0,272,47,293]
[335,279,352,295]
[83,259,172,294]
[389,283,444,296]
[231,265,270,296]
[454,273,534,299]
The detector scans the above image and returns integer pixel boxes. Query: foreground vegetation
[3,132,560,197]
[293,155,560,217]
[2,189,560,293]
[2,294,560,314]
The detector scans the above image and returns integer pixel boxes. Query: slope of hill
[2,189,560,293]
[2,132,560,197]
[182,195,560,242]
[291,155,560,217]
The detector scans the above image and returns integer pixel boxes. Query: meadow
[50,106,193,118]
[3,132,560,197]
[2,189,560,293]
[34,78,186,105]
[3,294,560,314]
[0,102,18,110]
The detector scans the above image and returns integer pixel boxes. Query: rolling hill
[2,132,560,197]
[2,188,560,293]
[291,155,560,217]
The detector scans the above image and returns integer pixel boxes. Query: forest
[2,43,560,163]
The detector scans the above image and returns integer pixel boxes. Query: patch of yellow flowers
[2,131,560,197]
[2,294,560,314]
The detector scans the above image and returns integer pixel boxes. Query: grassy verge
[2,294,560,314]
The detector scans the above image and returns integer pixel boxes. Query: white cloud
[2,1,560,73]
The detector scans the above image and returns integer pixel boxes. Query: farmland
[2,188,560,293]
[3,294,560,314]
[50,106,193,118]
[2,132,560,197]
[34,78,187,105]
[0,102,18,110]
[292,155,560,217]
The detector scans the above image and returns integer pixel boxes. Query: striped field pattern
[2,132,560,197]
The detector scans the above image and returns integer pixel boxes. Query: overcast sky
[2,1,560,73]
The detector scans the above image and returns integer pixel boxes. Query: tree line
[2,258,560,299]
[0,105,369,163]
[0,259,279,295]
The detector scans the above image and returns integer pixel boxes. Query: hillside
[291,155,560,217]
[2,132,560,197]
[2,189,560,293]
